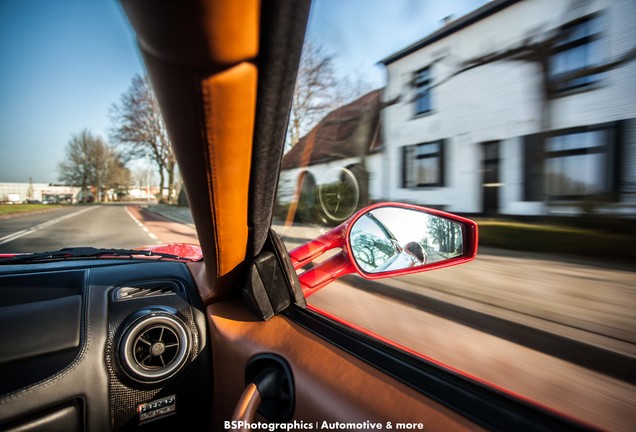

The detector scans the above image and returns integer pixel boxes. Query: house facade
[379,0,636,215]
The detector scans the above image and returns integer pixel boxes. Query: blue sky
[308,0,488,88]
[0,0,144,183]
[0,0,486,184]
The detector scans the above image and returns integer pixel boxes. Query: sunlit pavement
[311,278,636,431]
[127,205,198,245]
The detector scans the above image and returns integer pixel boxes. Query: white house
[378,0,636,215]
[279,90,383,223]
[279,0,636,219]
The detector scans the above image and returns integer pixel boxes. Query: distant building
[0,183,80,204]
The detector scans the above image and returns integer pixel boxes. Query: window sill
[403,185,443,190]
[546,196,617,205]
[549,81,603,99]
[412,110,434,119]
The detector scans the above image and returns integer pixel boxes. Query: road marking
[0,206,98,246]
[125,206,162,244]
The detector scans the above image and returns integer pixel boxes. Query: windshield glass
[0,1,199,255]
[275,1,636,430]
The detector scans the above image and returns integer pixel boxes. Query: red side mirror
[288,202,478,297]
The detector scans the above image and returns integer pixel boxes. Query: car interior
[0,1,598,431]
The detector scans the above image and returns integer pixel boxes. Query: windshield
[275,1,636,430]
[0,1,199,256]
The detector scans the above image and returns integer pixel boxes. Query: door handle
[231,383,262,431]
[231,355,295,430]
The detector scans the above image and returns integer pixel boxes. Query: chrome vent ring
[120,313,190,382]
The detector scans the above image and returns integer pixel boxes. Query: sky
[307,0,489,88]
[0,0,487,184]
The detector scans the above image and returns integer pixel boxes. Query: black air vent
[119,311,190,383]
[114,281,181,301]
[133,325,180,370]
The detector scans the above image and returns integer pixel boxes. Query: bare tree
[110,75,177,202]
[287,39,338,147]
[101,147,132,201]
[332,71,375,109]
[287,38,377,150]
[351,232,396,270]
[58,129,131,203]
[427,217,462,255]
[58,129,97,202]
[90,139,109,202]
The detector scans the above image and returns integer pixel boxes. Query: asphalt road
[0,204,159,253]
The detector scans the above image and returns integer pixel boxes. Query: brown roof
[281,89,383,170]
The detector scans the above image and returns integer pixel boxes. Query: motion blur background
[1,0,634,430]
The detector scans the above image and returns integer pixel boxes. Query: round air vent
[119,312,190,383]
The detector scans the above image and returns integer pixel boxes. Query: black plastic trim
[243,230,306,321]
[283,306,595,432]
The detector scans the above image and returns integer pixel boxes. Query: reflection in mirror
[349,207,464,274]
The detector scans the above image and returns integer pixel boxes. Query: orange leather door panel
[207,300,484,431]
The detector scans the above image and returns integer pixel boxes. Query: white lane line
[0,206,98,246]
[125,206,162,244]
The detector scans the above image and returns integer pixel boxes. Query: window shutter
[523,134,544,201]
[439,139,446,187]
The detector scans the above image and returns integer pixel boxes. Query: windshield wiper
[0,247,184,264]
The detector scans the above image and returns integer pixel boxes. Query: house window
[413,67,432,115]
[402,140,444,188]
[545,130,609,199]
[549,15,602,92]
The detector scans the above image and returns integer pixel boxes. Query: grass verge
[476,220,636,262]
[0,204,65,217]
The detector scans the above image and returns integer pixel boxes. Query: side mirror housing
[346,203,478,278]
[288,202,478,297]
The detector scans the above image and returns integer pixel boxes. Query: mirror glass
[349,207,464,274]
